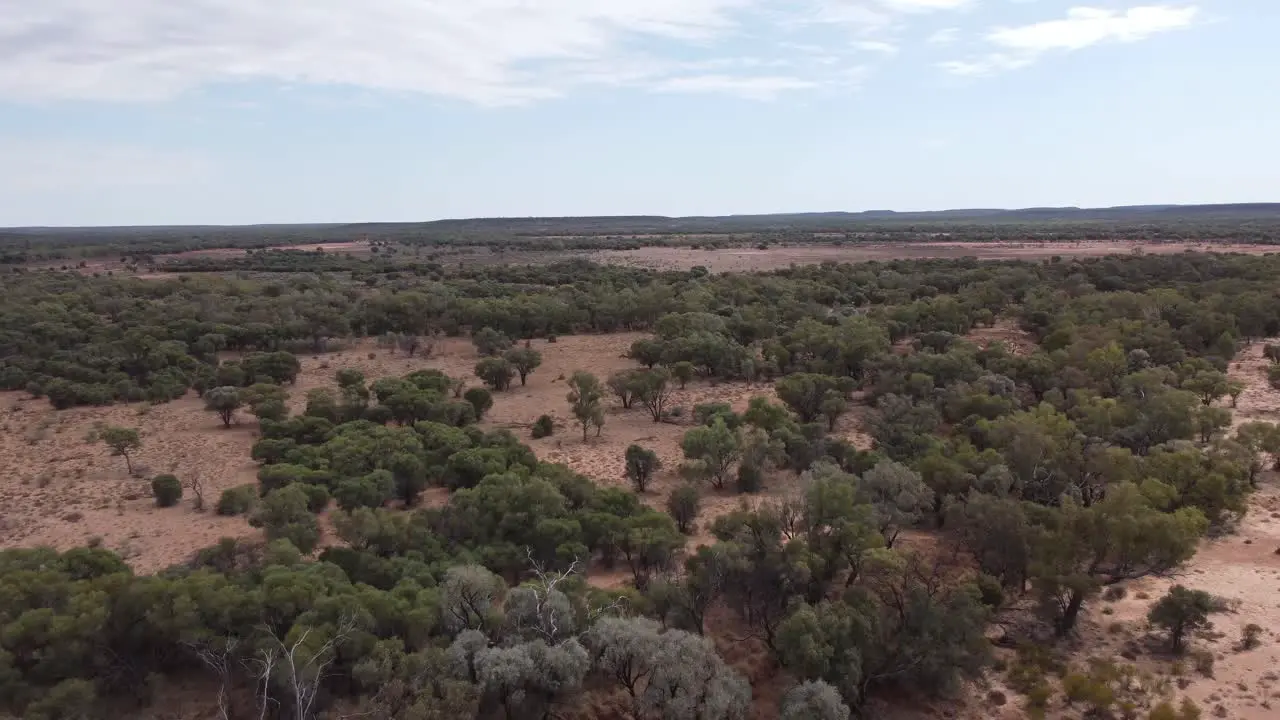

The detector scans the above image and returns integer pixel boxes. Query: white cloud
[0,0,771,104]
[854,40,900,54]
[654,74,818,99]
[989,5,1199,51]
[941,5,1199,76]
[0,0,979,105]
[0,139,211,190]
[878,0,971,11]
[927,27,960,44]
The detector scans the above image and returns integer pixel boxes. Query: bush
[532,414,555,439]
[150,474,183,508]
[216,484,258,516]
[1240,623,1264,650]
[667,483,701,534]
[1149,585,1217,653]
[464,387,494,419]
[736,461,764,493]
[1269,364,1280,390]
[301,484,331,514]
[251,485,321,553]
[625,444,661,493]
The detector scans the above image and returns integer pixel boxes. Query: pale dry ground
[0,332,820,572]
[589,241,1280,273]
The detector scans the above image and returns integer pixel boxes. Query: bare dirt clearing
[165,241,374,259]
[0,332,801,572]
[589,241,1280,273]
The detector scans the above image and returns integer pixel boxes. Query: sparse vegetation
[100,425,141,475]
[3,229,1280,720]
[149,474,183,507]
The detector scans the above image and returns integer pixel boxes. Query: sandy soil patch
[162,241,374,260]
[0,392,262,573]
[0,332,808,573]
[1229,340,1280,429]
[964,318,1039,357]
[589,242,1280,273]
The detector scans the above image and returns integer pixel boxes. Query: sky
[0,1,1276,226]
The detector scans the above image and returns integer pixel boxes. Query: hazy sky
[1,1,1275,226]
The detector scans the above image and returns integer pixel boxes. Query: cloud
[878,0,971,10]
[854,40,900,54]
[0,1,978,105]
[653,74,819,99]
[0,0,770,104]
[0,139,211,191]
[927,27,960,45]
[940,5,1199,75]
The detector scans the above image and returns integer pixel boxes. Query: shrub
[464,387,494,420]
[251,485,321,553]
[150,474,183,507]
[667,484,701,534]
[1149,585,1217,653]
[532,415,555,439]
[1240,623,1264,651]
[1269,364,1280,390]
[216,484,258,516]
[625,444,661,493]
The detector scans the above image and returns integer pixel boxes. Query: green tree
[250,484,321,552]
[1182,370,1231,406]
[627,338,665,368]
[242,382,289,422]
[821,390,848,431]
[1226,379,1246,408]
[475,357,516,391]
[859,460,932,547]
[633,369,674,423]
[625,444,661,493]
[776,373,845,423]
[1031,485,1207,635]
[667,484,701,534]
[672,361,695,389]
[567,371,605,441]
[464,387,494,419]
[204,386,244,427]
[472,327,513,356]
[607,370,640,410]
[100,425,142,474]
[1148,585,1217,653]
[680,419,742,490]
[504,347,543,386]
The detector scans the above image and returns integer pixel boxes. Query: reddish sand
[589,241,1279,273]
[0,333,802,571]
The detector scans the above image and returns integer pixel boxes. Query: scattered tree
[667,484,701,534]
[204,386,244,427]
[1148,585,1217,654]
[625,444,661,493]
[567,371,605,441]
[101,425,142,475]
[475,357,516,391]
[504,347,543,386]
